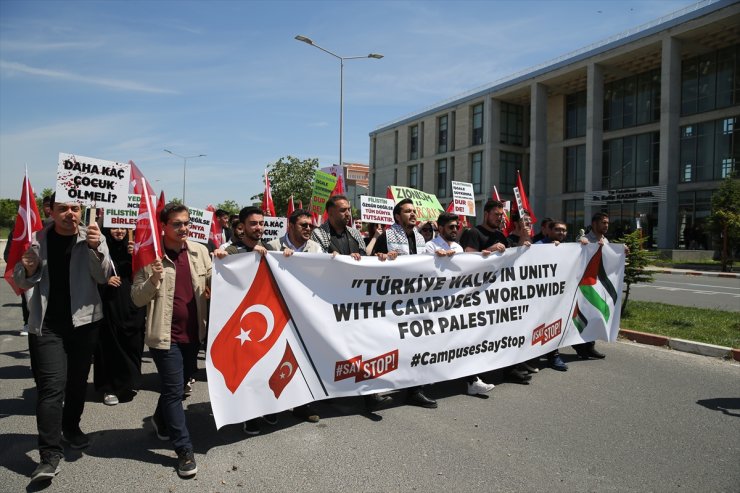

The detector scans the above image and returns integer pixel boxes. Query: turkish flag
[286,195,295,217]
[3,173,43,295]
[129,160,156,197]
[210,258,290,393]
[206,204,222,249]
[156,190,166,220]
[268,341,299,399]
[297,200,303,210]
[262,170,276,217]
[132,177,162,274]
[515,171,537,224]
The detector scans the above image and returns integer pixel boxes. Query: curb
[647,267,740,279]
[619,328,738,360]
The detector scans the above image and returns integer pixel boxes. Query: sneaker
[183,378,195,397]
[176,448,197,478]
[262,413,278,425]
[151,414,169,441]
[62,427,89,449]
[103,393,119,406]
[243,419,260,435]
[20,324,29,336]
[30,452,61,482]
[549,355,569,372]
[292,404,320,423]
[467,377,495,395]
[520,361,539,373]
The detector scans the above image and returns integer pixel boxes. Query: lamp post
[163,149,206,203]
[295,35,382,168]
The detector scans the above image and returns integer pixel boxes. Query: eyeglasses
[297,222,313,229]
[553,227,567,232]
[447,225,460,230]
[170,221,190,229]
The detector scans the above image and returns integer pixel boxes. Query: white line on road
[632,285,740,297]
[648,280,740,290]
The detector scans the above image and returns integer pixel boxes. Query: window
[499,151,522,192]
[472,103,483,145]
[604,68,660,130]
[409,125,419,160]
[408,164,418,189]
[501,102,524,145]
[680,117,740,182]
[602,132,659,189]
[681,44,740,116]
[471,152,482,194]
[436,159,448,197]
[564,145,586,192]
[677,190,713,249]
[438,115,448,154]
[565,91,587,139]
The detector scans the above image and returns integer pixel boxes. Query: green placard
[309,170,339,216]
[387,186,444,222]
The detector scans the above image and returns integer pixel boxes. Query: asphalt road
[631,273,740,312]
[0,282,738,492]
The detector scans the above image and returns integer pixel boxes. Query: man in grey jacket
[14,194,111,483]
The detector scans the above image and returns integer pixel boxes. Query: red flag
[262,170,276,217]
[297,200,303,210]
[210,258,290,393]
[3,173,43,295]
[207,204,222,249]
[132,177,162,274]
[129,161,156,197]
[446,200,469,228]
[386,186,393,199]
[286,195,295,217]
[514,171,537,224]
[268,341,299,399]
[156,190,166,220]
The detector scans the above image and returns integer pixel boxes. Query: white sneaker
[521,362,539,373]
[103,393,119,406]
[20,325,29,336]
[467,378,495,395]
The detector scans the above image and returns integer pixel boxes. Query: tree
[0,199,19,228]
[250,156,319,217]
[708,174,740,272]
[215,200,240,216]
[619,230,655,316]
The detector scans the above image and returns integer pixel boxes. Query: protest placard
[56,153,130,208]
[262,216,287,242]
[309,170,338,216]
[387,186,444,222]
[451,181,476,217]
[187,207,212,244]
[103,194,140,228]
[360,195,394,225]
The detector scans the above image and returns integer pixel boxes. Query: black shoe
[505,368,532,384]
[30,452,61,483]
[364,393,392,412]
[262,413,278,425]
[176,448,197,478]
[243,419,260,435]
[151,414,169,441]
[406,390,438,409]
[292,404,320,423]
[586,347,606,359]
[62,427,90,449]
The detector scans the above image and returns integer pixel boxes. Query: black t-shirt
[460,225,509,252]
[43,229,77,329]
[328,225,362,255]
[373,231,418,255]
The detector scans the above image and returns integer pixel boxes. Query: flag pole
[142,177,161,259]
[24,165,32,242]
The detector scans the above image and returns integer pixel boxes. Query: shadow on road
[697,397,740,417]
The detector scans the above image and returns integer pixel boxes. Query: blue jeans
[150,342,199,452]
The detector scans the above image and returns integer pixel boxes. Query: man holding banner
[131,203,211,478]
[14,193,111,483]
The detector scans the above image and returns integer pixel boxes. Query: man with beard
[222,206,268,256]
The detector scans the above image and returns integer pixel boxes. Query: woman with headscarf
[94,227,146,405]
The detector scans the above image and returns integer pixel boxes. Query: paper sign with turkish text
[261,216,287,243]
[103,194,155,229]
[387,186,444,222]
[360,196,395,225]
[451,181,476,217]
[187,207,213,244]
[56,153,130,208]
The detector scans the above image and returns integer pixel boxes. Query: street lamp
[295,35,383,168]
[163,149,206,203]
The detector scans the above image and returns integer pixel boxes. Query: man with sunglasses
[267,209,321,256]
[424,212,461,256]
[132,203,212,478]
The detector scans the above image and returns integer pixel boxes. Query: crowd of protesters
[9,192,617,483]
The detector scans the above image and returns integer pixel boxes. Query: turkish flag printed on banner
[268,341,299,399]
[262,170,276,217]
[210,258,290,393]
[3,174,43,295]
[207,204,222,249]
[132,177,162,274]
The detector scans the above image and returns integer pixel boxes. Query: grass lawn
[621,300,740,349]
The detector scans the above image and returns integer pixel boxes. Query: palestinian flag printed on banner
[572,245,619,333]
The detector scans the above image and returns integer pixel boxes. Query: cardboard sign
[56,153,130,208]
[387,186,444,222]
[309,170,338,216]
[451,181,476,217]
[187,207,213,244]
[360,196,394,225]
[262,216,287,243]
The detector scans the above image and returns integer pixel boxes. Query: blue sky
[0,0,698,207]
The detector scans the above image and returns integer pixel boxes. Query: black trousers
[29,322,99,455]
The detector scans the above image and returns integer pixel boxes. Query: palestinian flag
[572,246,619,331]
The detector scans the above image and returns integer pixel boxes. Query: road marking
[650,280,740,290]
[633,285,740,297]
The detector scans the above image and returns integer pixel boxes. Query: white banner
[262,216,287,243]
[206,244,625,428]
[56,153,131,208]
[187,207,212,244]
[360,195,395,225]
[451,181,476,217]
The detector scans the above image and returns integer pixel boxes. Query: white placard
[360,195,395,225]
[187,207,213,244]
[56,153,131,208]
[262,216,287,243]
[451,181,476,217]
[103,194,140,229]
